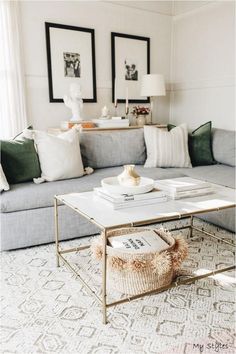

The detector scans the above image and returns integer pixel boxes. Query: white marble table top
[56,183,235,229]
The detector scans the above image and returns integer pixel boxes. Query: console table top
[48,124,167,134]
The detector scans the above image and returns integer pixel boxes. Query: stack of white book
[108,230,169,253]
[154,177,213,199]
[92,117,129,128]
[94,187,167,209]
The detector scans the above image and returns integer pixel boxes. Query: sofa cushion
[80,129,146,168]
[30,128,85,182]
[144,124,192,168]
[1,137,41,184]
[168,121,216,166]
[0,166,184,213]
[166,165,235,189]
[188,121,215,166]
[212,128,235,167]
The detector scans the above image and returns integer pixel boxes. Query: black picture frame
[45,22,97,103]
[111,32,150,104]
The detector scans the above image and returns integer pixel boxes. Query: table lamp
[140,74,166,124]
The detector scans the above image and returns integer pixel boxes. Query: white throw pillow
[0,164,10,192]
[144,124,192,168]
[28,128,85,182]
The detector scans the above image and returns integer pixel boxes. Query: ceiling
[107,1,213,16]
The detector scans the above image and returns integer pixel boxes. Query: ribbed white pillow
[0,164,10,192]
[144,124,192,168]
[26,127,85,182]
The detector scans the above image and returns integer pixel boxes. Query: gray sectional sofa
[1,128,235,251]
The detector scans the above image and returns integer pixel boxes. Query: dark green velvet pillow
[167,122,216,166]
[1,134,41,184]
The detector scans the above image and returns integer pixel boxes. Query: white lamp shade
[140,74,166,97]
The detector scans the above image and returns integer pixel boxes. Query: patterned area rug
[0,219,235,354]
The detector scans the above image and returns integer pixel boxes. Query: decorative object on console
[111,32,150,103]
[78,122,96,129]
[100,106,110,119]
[24,127,92,182]
[125,87,129,116]
[168,121,216,166]
[91,227,188,295]
[60,121,95,130]
[63,83,83,121]
[137,116,146,126]
[140,74,166,124]
[45,22,97,102]
[92,118,129,128]
[117,164,140,186]
[0,164,10,192]
[132,106,150,126]
[101,176,154,195]
[144,124,192,168]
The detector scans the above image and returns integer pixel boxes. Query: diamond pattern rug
[0,219,235,354]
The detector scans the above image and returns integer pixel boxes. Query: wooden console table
[48,124,167,135]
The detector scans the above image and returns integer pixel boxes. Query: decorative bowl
[101,177,154,195]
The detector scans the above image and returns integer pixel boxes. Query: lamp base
[150,96,154,125]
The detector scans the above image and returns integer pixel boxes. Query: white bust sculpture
[101,106,109,118]
[63,83,83,121]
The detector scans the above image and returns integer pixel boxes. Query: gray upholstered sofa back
[80,129,146,168]
[212,128,235,167]
[79,127,235,168]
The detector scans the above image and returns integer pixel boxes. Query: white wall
[19,1,172,130]
[170,1,235,131]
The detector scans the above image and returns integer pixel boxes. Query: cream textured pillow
[27,127,85,182]
[144,124,192,168]
[0,164,10,192]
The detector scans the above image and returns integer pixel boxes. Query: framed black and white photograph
[45,22,97,102]
[64,52,81,78]
[111,32,150,103]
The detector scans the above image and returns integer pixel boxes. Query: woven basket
[91,227,188,295]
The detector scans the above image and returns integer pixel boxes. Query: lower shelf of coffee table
[56,218,235,316]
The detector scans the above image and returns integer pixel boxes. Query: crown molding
[173,1,220,21]
[170,76,235,91]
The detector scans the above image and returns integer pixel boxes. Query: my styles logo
[193,342,229,353]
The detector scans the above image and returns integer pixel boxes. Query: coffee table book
[94,187,166,201]
[108,230,169,253]
[155,177,213,199]
[94,187,167,209]
[92,118,129,128]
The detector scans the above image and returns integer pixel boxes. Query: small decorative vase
[137,115,146,126]
[117,165,141,187]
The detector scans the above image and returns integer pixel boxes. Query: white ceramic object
[137,115,146,126]
[101,177,154,195]
[117,165,140,187]
[63,83,83,121]
[101,106,110,118]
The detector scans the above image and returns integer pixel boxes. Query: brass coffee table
[54,183,235,324]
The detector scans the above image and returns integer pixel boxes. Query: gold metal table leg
[54,197,60,267]
[53,196,235,324]
[189,215,193,239]
[102,229,108,324]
